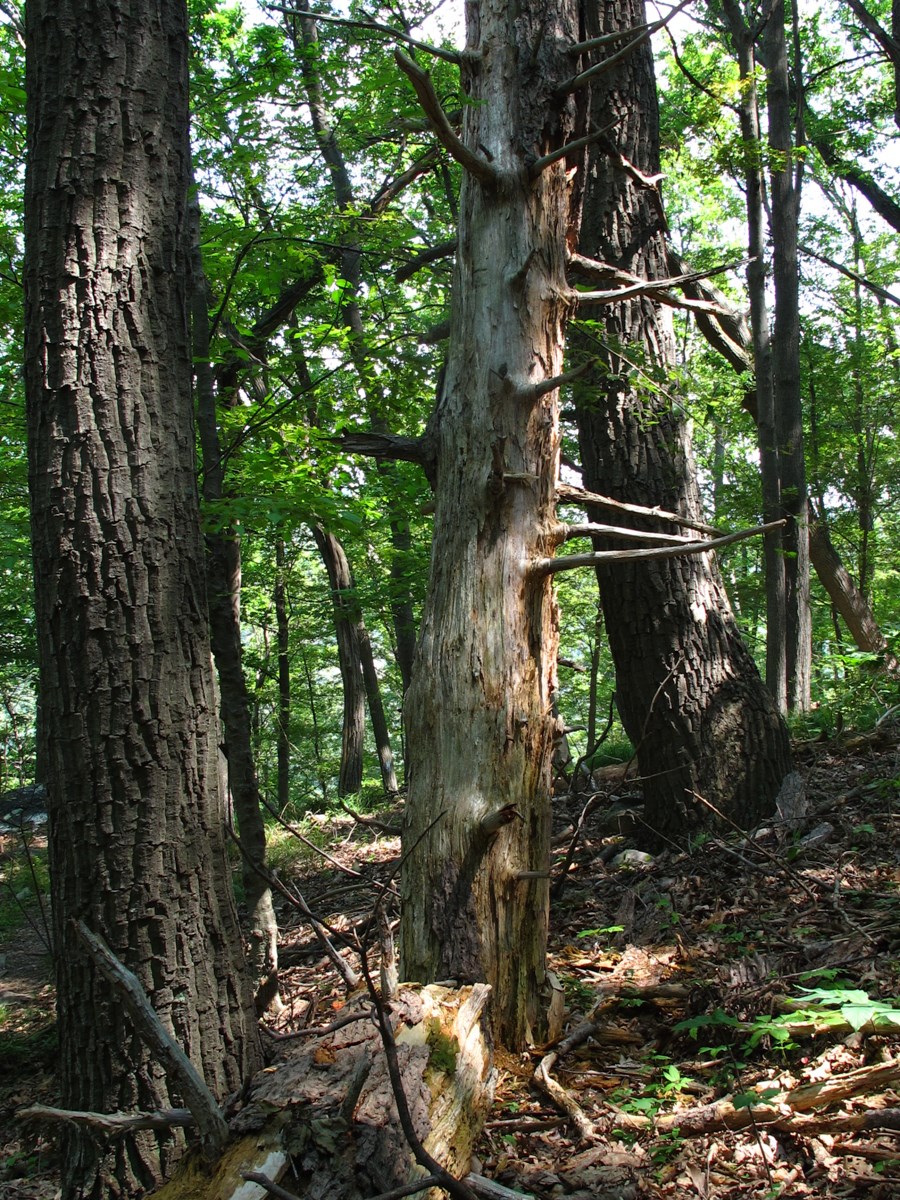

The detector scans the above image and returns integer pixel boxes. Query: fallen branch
[338,798,403,835]
[73,920,229,1157]
[609,1058,900,1137]
[532,1020,599,1141]
[18,1105,195,1135]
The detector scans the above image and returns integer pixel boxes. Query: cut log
[149,984,495,1200]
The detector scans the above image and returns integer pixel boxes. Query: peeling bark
[400,0,586,1047]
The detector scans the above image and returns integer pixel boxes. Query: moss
[424,1018,459,1075]
[148,1130,285,1199]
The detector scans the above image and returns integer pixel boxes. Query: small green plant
[576,924,624,940]
[560,974,595,1009]
[654,896,681,926]
[649,1128,684,1170]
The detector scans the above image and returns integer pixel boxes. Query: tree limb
[394,51,500,185]
[556,521,694,546]
[73,921,229,1158]
[265,3,463,64]
[532,520,785,576]
[559,0,693,92]
[18,1105,195,1136]
[556,480,720,535]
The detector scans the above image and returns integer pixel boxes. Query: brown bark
[312,525,366,796]
[23,1,261,1195]
[400,0,585,1048]
[764,0,812,711]
[574,0,792,841]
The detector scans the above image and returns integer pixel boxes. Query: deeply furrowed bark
[24,1,260,1194]
[573,0,793,841]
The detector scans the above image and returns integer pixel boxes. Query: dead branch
[18,1105,195,1135]
[338,798,402,835]
[608,1059,900,1138]
[556,480,720,535]
[532,520,785,576]
[559,0,692,91]
[528,123,617,177]
[357,936,483,1200]
[73,920,229,1157]
[241,1172,301,1200]
[464,1175,537,1199]
[533,1020,600,1141]
[555,521,694,546]
[264,4,463,65]
[394,51,499,186]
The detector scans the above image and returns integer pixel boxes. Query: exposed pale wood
[18,1106,195,1135]
[608,1058,900,1138]
[149,985,495,1200]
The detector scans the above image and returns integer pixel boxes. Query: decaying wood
[18,1105,195,1135]
[533,1020,600,1142]
[608,1057,900,1138]
[148,984,495,1200]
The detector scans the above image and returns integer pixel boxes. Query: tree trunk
[288,4,420,694]
[275,537,292,812]
[808,507,900,673]
[359,624,400,795]
[574,0,793,841]
[149,984,494,1200]
[764,0,812,711]
[720,0,789,712]
[191,194,280,1012]
[672,253,900,678]
[400,0,584,1048]
[24,1,261,1195]
[312,525,367,796]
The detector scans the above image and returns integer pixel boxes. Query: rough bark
[764,0,812,711]
[574,0,792,841]
[400,0,584,1048]
[23,1,261,1195]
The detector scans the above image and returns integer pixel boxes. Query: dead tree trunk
[399,0,586,1048]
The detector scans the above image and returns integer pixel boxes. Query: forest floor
[2,728,900,1199]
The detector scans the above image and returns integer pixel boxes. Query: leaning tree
[24,0,260,1194]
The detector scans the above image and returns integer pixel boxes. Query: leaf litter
[2,735,900,1198]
